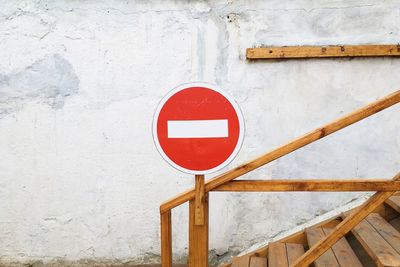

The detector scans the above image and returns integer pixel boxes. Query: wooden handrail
[160,90,400,213]
[212,179,400,192]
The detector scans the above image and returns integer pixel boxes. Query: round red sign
[153,82,244,174]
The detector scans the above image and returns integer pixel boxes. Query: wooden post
[189,175,209,267]
[161,211,172,267]
[195,175,206,225]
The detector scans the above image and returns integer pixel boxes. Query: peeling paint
[0,54,79,116]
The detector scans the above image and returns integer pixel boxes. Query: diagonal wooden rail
[160,90,400,267]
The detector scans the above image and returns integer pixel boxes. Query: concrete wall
[0,0,399,265]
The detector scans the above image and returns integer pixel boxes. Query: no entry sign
[153,82,244,174]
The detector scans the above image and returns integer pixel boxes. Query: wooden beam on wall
[246,44,400,59]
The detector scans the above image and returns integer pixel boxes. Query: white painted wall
[0,0,399,265]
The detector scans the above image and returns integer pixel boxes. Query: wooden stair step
[366,213,400,255]
[231,253,268,267]
[232,255,250,267]
[268,242,304,267]
[390,217,400,231]
[323,227,363,267]
[249,256,267,267]
[306,227,340,267]
[386,196,400,213]
[286,243,305,266]
[268,243,287,267]
[305,227,362,266]
[349,215,400,267]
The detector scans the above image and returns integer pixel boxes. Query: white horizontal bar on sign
[167,119,229,138]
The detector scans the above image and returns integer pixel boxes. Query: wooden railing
[160,90,400,267]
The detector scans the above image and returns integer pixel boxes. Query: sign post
[189,175,209,267]
[195,174,206,225]
[153,82,244,267]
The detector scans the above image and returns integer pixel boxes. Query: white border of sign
[152,82,245,175]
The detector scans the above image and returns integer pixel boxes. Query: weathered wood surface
[160,90,400,213]
[322,228,363,267]
[195,175,206,225]
[291,172,400,267]
[246,45,400,59]
[365,213,400,255]
[232,255,250,267]
[268,243,305,267]
[161,211,172,267]
[269,243,288,267]
[213,179,400,192]
[249,257,267,267]
[285,244,305,266]
[305,228,339,267]
[350,219,400,266]
[188,194,209,267]
[242,218,342,260]
[386,195,400,213]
